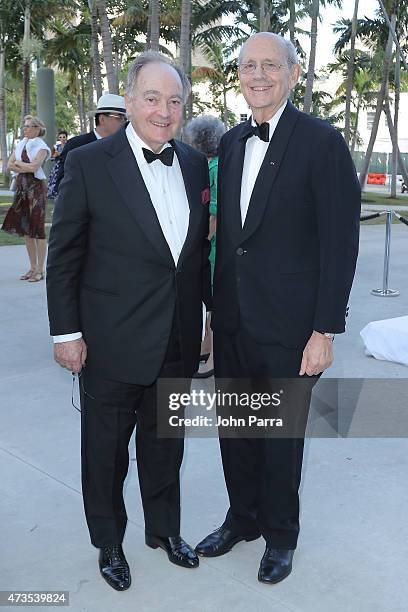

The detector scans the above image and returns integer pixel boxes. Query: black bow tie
[142,146,174,166]
[240,121,270,143]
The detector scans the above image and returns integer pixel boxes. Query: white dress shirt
[126,122,190,264]
[240,101,287,226]
[53,123,193,344]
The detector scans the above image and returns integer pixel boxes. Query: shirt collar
[250,100,287,141]
[93,129,103,140]
[126,122,171,156]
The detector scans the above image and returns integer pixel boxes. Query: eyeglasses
[22,124,38,129]
[238,62,287,75]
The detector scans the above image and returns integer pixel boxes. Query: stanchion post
[371,210,399,297]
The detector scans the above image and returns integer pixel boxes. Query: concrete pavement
[1,225,408,612]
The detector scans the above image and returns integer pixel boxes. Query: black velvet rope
[360,212,382,221]
[394,213,408,226]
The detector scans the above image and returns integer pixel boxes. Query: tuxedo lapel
[105,128,174,267]
[241,102,300,243]
[172,140,203,269]
[222,122,249,246]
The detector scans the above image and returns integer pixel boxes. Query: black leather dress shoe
[98,544,131,591]
[145,534,199,568]
[195,524,261,557]
[258,547,294,584]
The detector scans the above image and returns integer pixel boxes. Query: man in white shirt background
[46,52,211,592]
[54,92,127,193]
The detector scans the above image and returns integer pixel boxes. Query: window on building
[240,113,248,123]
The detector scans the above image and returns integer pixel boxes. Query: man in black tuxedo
[47,52,211,591]
[54,93,127,192]
[195,33,360,583]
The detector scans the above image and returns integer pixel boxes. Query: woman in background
[185,115,225,378]
[47,129,68,200]
[2,115,50,282]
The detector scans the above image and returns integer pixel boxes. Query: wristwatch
[322,332,335,340]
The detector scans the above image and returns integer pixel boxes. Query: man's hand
[299,331,333,376]
[54,338,87,374]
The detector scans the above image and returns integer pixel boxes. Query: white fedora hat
[89,93,126,117]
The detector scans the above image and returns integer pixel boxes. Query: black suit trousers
[80,318,184,548]
[214,326,317,550]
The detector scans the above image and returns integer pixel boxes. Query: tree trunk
[21,3,31,121]
[390,52,400,198]
[88,67,95,130]
[259,0,265,31]
[180,0,192,120]
[358,9,396,189]
[80,73,87,131]
[88,0,103,99]
[0,44,9,180]
[378,0,408,72]
[76,74,85,132]
[149,0,160,51]
[344,0,359,147]
[96,0,118,94]
[350,95,361,156]
[222,83,228,129]
[145,0,152,50]
[289,0,296,45]
[303,0,319,115]
[179,0,191,73]
[383,100,408,186]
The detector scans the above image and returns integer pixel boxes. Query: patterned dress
[47,143,63,200]
[2,147,47,239]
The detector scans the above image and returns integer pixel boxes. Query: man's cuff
[53,332,82,344]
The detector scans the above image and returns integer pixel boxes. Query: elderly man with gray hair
[47,51,212,591]
[195,32,360,584]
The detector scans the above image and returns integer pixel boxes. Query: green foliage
[6,71,79,139]
[2,0,408,142]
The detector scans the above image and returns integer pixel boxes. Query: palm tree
[289,0,296,45]
[88,0,103,99]
[328,49,376,150]
[192,41,238,127]
[20,1,31,119]
[302,0,319,114]
[349,67,377,154]
[259,0,269,32]
[303,0,342,115]
[149,0,160,51]
[0,0,23,177]
[44,16,93,129]
[357,0,398,188]
[96,0,118,93]
[343,0,359,147]
[16,0,78,122]
[179,0,191,73]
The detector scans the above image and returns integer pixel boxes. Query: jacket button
[236,247,244,256]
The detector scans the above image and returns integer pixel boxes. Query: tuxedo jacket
[47,125,211,385]
[54,131,97,192]
[211,102,361,349]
